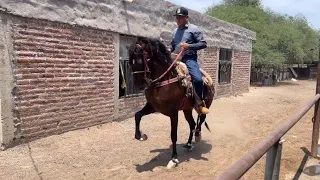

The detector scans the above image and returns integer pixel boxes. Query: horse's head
[128,37,172,87]
[128,37,152,87]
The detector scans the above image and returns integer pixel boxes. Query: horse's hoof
[135,132,148,141]
[183,143,194,151]
[167,159,179,169]
[195,134,201,142]
[139,133,148,141]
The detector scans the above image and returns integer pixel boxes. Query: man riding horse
[169,7,210,114]
[128,7,214,167]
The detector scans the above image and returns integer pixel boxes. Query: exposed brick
[21,126,41,135]
[17,58,45,63]
[17,80,30,85]
[202,48,251,98]
[53,54,67,58]
[18,84,36,90]
[232,51,251,96]
[30,69,46,73]
[11,17,117,141]
[42,49,60,54]
[44,27,62,33]
[41,123,58,130]
[21,74,39,79]
[16,51,38,57]
[9,16,250,145]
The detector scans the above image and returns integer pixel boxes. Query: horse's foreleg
[182,109,196,150]
[167,111,179,169]
[135,102,154,141]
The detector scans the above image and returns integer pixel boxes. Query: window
[218,48,233,84]
[119,35,143,98]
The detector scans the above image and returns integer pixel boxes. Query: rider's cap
[173,7,188,16]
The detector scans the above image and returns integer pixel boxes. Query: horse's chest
[145,86,184,113]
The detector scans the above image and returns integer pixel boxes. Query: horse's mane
[130,37,173,66]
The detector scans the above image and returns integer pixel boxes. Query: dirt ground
[0,80,319,180]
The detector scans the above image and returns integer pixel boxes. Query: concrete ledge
[0,0,256,52]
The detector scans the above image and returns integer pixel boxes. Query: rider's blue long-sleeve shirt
[170,23,207,61]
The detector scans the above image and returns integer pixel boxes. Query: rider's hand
[180,42,189,50]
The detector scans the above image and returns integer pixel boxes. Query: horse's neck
[150,59,175,80]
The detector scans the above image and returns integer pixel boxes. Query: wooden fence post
[311,62,320,158]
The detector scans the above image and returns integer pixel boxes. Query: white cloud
[167,0,320,29]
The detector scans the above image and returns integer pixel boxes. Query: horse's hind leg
[195,114,207,142]
[135,102,154,141]
[182,109,196,150]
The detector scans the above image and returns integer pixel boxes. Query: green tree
[205,0,319,68]
[223,0,261,7]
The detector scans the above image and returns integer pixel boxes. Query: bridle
[132,44,152,84]
[132,43,184,87]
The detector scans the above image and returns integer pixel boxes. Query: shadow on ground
[293,147,311,180]
[135,140,212,172]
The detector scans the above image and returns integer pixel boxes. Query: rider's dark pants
[183,59,204,100]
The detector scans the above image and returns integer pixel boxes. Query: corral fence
[215,64,320,180]
[250,65,293,86]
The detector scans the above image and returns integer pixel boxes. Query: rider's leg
[184,59,209,114]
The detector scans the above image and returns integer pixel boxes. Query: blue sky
[167,0,319,30]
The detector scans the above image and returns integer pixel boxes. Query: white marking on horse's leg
[139,132,148,141]
[166,159,179,169]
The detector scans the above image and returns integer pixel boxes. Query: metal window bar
[119,35,143,98]
[120,59,142,97]
[218,48,232,84]
[219,60,232,83]
[219,49,233,84]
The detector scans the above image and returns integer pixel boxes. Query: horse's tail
[196,115,211,133]
[204,121,211,132]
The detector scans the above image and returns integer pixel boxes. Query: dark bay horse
[128,37,215,168]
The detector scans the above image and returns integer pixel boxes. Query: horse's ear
[136,44,143,49]
[135,37,144,49]
[138,37,149,45]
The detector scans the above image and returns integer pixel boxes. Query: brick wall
[232,50,251,95]
[118,96,146,120]
[198,48,251,98]
[5,15,251,144]
[217,84,233,97]
[215,50,251,98]
[202,47,218,86]
[11,17,116,140]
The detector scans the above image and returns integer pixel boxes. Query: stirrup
[195,101,209,114]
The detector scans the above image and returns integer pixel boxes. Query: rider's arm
[189,27,207,50]
[170,39,175,53]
